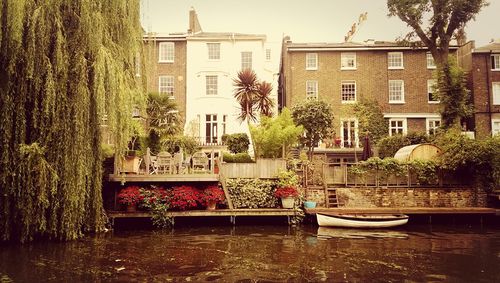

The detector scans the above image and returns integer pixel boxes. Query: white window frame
[341,80,356,103]
[207,43,220,60]
[206,75,218,95]
[388,52,404,69]
[265,49,271,61]
[159,42,174,63]
[492,119,500,136]
[426,118,441,135]
[159,75,174,96]
[491,54,500,71]
[388,80,405,103]
[493,82,500,105]
[205,114,218,144]
[389,118,407,136]
[241,51,252,70]
[340,118,359,148]
[426,52,436,69]
[306,80,318,99]
[306,53,318,70]
[428,79,439,103]
[341,52,356,70]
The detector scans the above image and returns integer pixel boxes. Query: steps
[326,188,340,208]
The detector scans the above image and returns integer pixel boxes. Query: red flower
[200,185,225,206]
[117,186,144,206]
[274,186,298,198]
[169,186,202,210]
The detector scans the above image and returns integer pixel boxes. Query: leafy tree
[0,0,142,242]
[222,133,250,154]
[250,108,303,158]
[352,99,387,144]
[387,0,488,128]
[291,100,334,160]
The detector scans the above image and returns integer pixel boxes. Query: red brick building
[279,39,459,148]
[467,41,500,138]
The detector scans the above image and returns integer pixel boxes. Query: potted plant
[117,186,144,212]
[274,186,298,209]
[201,185,225,210]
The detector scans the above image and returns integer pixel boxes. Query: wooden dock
[305,207,499,215]
[107,208,301,225]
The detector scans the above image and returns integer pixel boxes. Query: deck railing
[299,162,471,188]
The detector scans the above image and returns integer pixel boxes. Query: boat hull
[316,213,409,228]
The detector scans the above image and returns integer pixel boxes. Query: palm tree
[233,69,259,122]
[233,69,275,122]
[146,92,182,137]
[255,81,274,117]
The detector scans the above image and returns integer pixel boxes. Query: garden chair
[192,152,209,173]
[156,152,173,174]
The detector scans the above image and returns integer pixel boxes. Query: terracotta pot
[206,201,217,210]
[281,197,294,209]
[126,204,137,212]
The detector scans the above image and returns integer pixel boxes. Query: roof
[286,41,459,52]
[474,42,500,53]
[188,32,266,41]
[142,32,266,42]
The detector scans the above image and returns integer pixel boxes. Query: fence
[301,163,470,188]
[220,159,287,179]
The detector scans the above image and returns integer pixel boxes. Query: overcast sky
[141,0,499,47]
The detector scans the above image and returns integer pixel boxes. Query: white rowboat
[316,213,409,228]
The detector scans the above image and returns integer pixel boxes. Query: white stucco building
[184,9,280,150]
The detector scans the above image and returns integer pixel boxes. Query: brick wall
[144,39,187,123]
[306,187,488,208]
[471,53,500,138]
[283,46,447,135]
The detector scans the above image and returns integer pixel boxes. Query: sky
[140,0,499,47]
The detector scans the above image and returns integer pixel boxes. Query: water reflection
[0,224,499,282]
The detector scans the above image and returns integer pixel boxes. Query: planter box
[122,156,141,174]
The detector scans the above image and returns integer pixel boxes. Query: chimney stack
[188,7,202,35]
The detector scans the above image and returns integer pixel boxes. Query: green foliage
[223,152,254,163]
[387,0,486,128]
[161,135,200,156]
[436,58,473,128]
[101,144,115,159]
[291,100,334,160]
[226,179,278,208]
[147,92,182,137]
[408,159,439,185]
[250,108,303,158]
[435,130,500,190]
[377,132,431,158]
[276,169,300,188]
[222,133,250,154]
[0,0,143,242]
[352,99,387,144]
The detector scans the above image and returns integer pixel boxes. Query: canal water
[1,221,499,282]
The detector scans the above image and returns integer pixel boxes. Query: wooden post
[145,147,151,175]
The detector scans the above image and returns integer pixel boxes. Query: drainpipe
[485,52,493,135]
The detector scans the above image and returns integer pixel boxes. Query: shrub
[377,132,430,158]
[223,152,253,163]
[226,178,277,208]
[222,133,250,153]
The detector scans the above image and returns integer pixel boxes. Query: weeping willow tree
[0,0,144,242]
